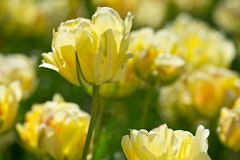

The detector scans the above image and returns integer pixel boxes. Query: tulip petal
[121,135,138,160]
[189,125,210,159]
[96,29,118,84]
[40,52,59,72]
[38,125,63,160]
[124,12,134,36]
[92,7,123,34]
[75,29,97,86]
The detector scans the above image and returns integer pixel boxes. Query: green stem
[95,98,105,140]
[82,86,100,160]
[140,86,153,129]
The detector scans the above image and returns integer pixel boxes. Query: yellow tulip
[0,81,22,134]
[121,124,211,160]
[187,65,240,118]
[214,0,240,35]
[16,94,91,159]
[217,98,240,151]
[129,27,184,85]
[168,13,236,69]
[0,53,37,99]
[40,7,133,87]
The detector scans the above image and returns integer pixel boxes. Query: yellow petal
[75,29,97,86]
[96,29,118,84]
[121,135,138,160]
[92,7,124,34]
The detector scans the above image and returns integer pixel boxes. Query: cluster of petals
[122,124,211,160]
[16,94,90,160]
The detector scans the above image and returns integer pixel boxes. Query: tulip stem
[82,86,100,160]
[140,85,153,129]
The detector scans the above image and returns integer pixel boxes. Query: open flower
[121,124,211,160]
[40,7,133,87]
[217,98,240,151]
[0,53,37,99]
[187,65,240,118]
[16,94,91,159]
[214,0,240,35]
[168,13,236,69]
[0,81,22,134]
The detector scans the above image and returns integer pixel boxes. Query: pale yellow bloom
[129,27,184,85]
[0,0,82,36]
[217,98,240,151]
[158,65,240,127]
[153,54,185,85]
[121,124,211,160]
[214,0,240,35]
[0,81,22,133]
[134,0,168,28]
[168,14,236,69]
[40,7,133,87]
[16,94,91,159]
[187,65,240,118]
[158,79,202,128]
[0,53,37,99]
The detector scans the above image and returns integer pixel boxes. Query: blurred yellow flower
[0,81,22,134]
[16,94,91,159]
[158,79,200,128]
[0,0,85,37]
[134,0,169,28]
[40,7,133,87]
[217,98,240,151]
[158,65,240,128]
[0,53,37,99]
[168,14,236,69]
[214,0,240,35]
[153,54,185,85]
[121,124,211,160]
[187,65,240,118]
[129,28,184,85]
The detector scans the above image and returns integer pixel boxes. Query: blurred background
[0,0,240,159]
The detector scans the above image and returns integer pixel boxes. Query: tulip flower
[217,98,240,151]
[40,7,133,87]
[0,53,37,99]
[187,66,240,118]
[168,13,236,69]
[129,27,184,85]
[121,124,211,160]
[16,94,91,159]
[0,81,22,134]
